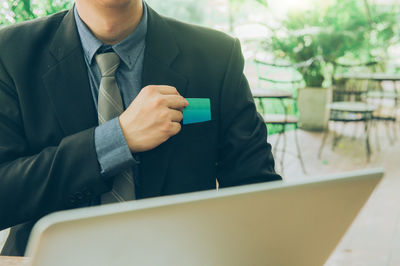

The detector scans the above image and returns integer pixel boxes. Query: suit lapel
[42,7,187,198]
[43,9,97,136]
[138,7,188,198]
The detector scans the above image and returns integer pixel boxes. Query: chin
[98,0,138,9]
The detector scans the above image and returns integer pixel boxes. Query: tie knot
[95,52,120,77]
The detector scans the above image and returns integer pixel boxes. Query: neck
[75,0,143,45]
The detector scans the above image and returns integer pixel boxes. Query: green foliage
[147,0,268,33]
[270,0,399,87]
[228,0,268,32]
[0,0,72,25]
[146,0,205,25]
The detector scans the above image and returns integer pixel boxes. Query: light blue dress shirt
[74,3,147,178]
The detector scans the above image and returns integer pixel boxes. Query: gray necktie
[96,52,136,203]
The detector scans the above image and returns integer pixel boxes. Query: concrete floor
[269,121,400,266]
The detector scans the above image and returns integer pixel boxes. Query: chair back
[333,61,379,102]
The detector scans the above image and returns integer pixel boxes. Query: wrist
[119,115,142,153]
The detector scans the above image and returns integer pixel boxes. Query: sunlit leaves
[269,0,399,87]
[0,0,72,25]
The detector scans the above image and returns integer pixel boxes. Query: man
[0,0,280,256]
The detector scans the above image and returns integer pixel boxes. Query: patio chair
[318,61,379,161]
[331,61,399,150]
[367,77,399,148]
[254,59,307,175]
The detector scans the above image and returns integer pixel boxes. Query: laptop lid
[25,168,383,266]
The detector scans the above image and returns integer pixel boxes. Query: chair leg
[273,128,282,156]
[294,128,306,174]
[270,125,283,174]
[352,122,359,140]
[373,120,381,152]
[365,120,372,162]
[318,125,330,159]
[332,123,342,151]
[280,124,287,176]
[340,121,347,141]
[385,121,394,145]
[392,120,398,142]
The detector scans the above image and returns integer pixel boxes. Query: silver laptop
[25,168,383,266]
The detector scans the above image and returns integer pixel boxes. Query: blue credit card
[183,98,211,125]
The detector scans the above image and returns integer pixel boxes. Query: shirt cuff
[94,117,139,177]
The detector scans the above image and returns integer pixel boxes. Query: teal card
[183,98,211,125]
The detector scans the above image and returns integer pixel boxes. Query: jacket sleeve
[217,38,281,187]
[0,74,109,230]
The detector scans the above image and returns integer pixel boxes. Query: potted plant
[268,0,397,131]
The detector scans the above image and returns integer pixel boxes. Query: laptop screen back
[25,168,383,266]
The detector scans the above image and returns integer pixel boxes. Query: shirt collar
[74,2,148,70]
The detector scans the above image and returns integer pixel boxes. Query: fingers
[143,85,188,110]
[165,95,189,109]
[169,122,182,136]
[170,109,183,122]
[157,85,179,95]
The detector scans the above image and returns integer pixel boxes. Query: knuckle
[159,110,169,120]
[143,85,157,96]
[166,86,178,94]
[154,97,165,107]
[142,85,151,93]
[146,85,155,92]
[162,122,172,133]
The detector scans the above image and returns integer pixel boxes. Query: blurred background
[2,0,399,134]
[1,1,400,265]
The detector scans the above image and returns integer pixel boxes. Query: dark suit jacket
[0,6,280,256]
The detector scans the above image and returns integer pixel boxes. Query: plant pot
[297,87,332,131]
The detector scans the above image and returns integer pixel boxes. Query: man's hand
[119,85,189,153]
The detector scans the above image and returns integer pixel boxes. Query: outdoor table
[335,73,400,100]
[335,73,400,81]
[329,101,376,113]
[336,73,399,145]
[318,101,376,162]
[251,88,293,100]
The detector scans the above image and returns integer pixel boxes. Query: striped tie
[96,52,136,203]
